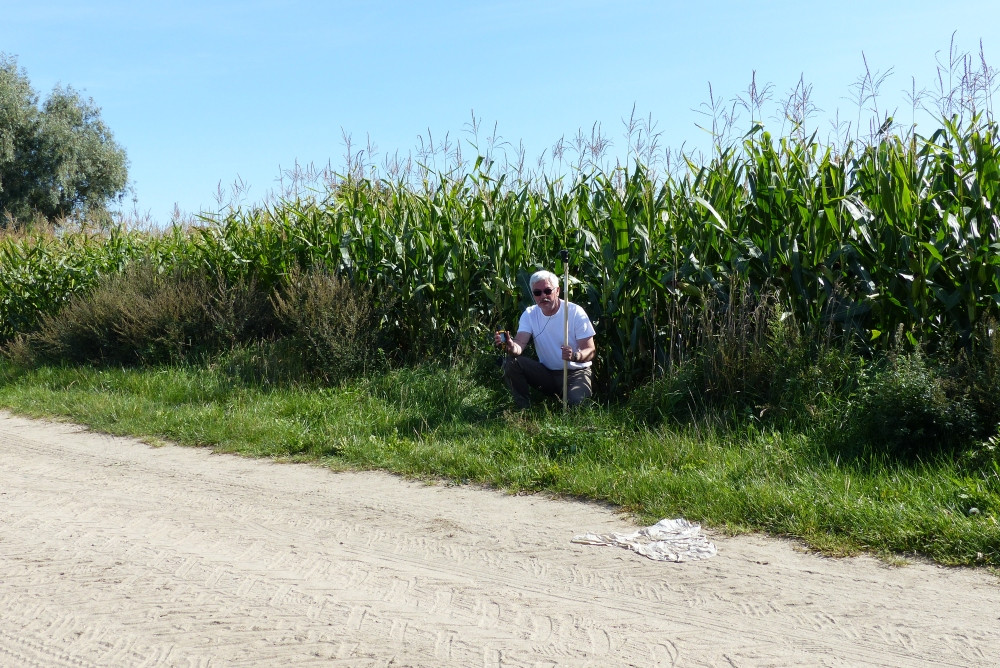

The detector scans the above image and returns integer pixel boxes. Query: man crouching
[494,270,596,410]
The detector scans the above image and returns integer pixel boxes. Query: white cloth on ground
[571,518,717,562]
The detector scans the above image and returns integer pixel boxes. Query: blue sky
[3,1,998,225]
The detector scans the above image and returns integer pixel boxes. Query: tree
[0,54,128,227]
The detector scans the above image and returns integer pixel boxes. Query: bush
[12,263,273,366]
[272,268,391,384]
[774,345,864,431]
[844,351,978,459]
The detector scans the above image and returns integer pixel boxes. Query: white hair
[529,270,559,289]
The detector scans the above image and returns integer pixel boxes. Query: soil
[2,411,998,667]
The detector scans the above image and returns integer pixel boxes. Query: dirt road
[1,411,999,667]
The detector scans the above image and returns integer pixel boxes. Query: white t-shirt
[517,300,596,371]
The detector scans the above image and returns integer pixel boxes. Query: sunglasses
[532,287,555,296]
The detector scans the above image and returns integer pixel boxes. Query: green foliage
[960,432,1000,478]
[210,340,312,388]
[362,363,492,432]
[191,113,1000,398]
[272,267,391,384]
[16,263,272,367]
[3,109,1000,398]
[0,56,36,180]
[530,416,623,460]
[0,54,128,226]
[844,351,979,459]
[623,285,843,429]
[624,363,701,426]
[0,227,152,339]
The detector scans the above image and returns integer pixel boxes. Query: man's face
[531,280,559,311]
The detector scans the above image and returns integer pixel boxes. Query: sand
[1,410,998,667]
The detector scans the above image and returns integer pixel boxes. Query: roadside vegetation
[1,40,998,567]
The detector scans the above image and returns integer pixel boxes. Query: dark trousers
[502,356,593,409]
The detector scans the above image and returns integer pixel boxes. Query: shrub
[272,268,390,384]
[774,345,864,432]
[14,263,273,366]
[845,351,978,459]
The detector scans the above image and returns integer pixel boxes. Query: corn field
[1,114,999,393]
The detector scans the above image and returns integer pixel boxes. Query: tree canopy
[0,54,128,227]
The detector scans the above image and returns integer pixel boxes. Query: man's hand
[564,338,595,363]
[495,331,517,355]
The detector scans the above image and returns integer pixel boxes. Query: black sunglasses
[532,287,555,296]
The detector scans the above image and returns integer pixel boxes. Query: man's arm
[571,335,596,363]
[507,331,532,356]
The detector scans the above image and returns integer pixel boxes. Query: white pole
[561,250,569,413]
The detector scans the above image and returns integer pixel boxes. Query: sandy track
[1,412,999,667]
